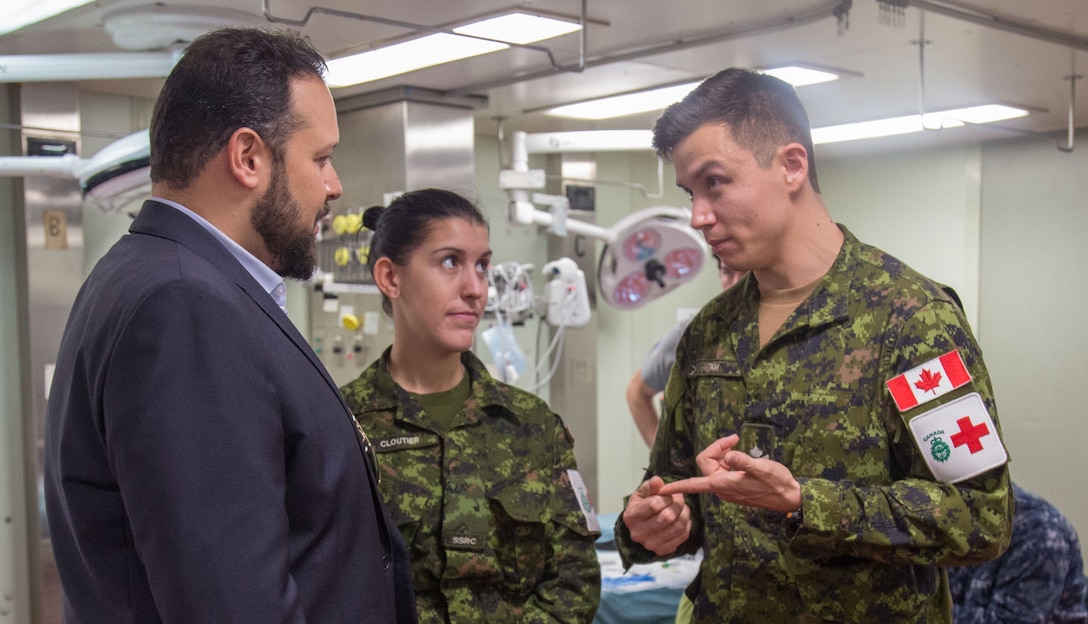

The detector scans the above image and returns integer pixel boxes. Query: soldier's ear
[372,257,400,301]
[779,143,808,193]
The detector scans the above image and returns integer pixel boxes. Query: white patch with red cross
[907,392,1008,483]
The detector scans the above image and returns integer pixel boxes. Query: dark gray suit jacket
[45,200,415,623]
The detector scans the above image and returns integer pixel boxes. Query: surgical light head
[598,206,706,309]
[79,130,151,214]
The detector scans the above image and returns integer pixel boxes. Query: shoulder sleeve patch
[566,469,600,532]
[907,392,1007,483]
[886,349,972,412]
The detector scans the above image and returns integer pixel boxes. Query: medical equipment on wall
[481,255,590,386]
[499,130,708,310]
[0,129,151,214]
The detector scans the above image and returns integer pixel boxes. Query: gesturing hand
[622,476,693,556]
[656,434,802,513]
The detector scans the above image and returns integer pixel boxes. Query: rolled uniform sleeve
[789,299,1012,566]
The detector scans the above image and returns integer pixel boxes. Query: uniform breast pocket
[487,477,548,596]
[688,359,746,442]
[788,385,890,484]
[373,433,441,551]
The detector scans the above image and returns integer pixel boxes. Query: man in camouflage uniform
[614,67,1013,623]
[342,347,601,623]
[949,482,1088,623]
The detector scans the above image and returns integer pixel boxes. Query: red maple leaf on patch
[914,368,942,394]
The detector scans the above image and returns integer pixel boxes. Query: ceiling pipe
[907,0,1088,52]
[451,0,851,97]
[912,6,1080,152]
[0,50,180,83]
[261,0,591,74]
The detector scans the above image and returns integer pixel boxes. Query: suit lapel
[130,200,352,412]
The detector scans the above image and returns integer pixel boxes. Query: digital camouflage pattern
[341,349,601,623]
[615,227,1013,624]
[949,482,1088,623]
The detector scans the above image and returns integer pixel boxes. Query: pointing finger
[656,476,717,497]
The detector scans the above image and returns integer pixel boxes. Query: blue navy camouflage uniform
[341,348,601,623]
[615,226,1013,623]
[949,482,1088,623]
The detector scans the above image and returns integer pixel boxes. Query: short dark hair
[652,67,820,193]
[362,188,489,315]
[149,28,327,188]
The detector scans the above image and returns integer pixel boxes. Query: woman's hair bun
[362,205,385,231]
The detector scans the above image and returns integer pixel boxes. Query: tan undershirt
[758,275,824,347]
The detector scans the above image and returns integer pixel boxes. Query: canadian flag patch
[886,350,972,412]
[907,392,1008,483]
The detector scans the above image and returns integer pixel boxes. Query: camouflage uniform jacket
[949,482,1088,623]
[341,348,601,623]
[615,227,1013,624]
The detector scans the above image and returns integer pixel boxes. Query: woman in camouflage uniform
[340,188,601,623]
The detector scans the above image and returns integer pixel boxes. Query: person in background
[949,482,1088,623]
[44,28,415,624]
[626,257,744,447]
[614,67,1012,623]
[340,188,601,622]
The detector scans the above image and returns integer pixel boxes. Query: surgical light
[326,12,581,89]
[0,129,151,214]
[0,0,94,36]
[811,104,1030,144]
[597,208,707,309]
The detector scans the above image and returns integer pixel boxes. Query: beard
[251,161,326,280]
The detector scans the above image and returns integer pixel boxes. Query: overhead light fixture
[811,104,1030,144]
[546,82,702,120]
[760,64,842,87]
[545,65,845,120]
[0,0,94,36]
[326,12,581,89]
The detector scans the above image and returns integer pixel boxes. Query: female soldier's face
[392,217,492,356]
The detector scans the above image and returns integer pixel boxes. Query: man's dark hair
[149,28,327,188]
[652,67,820,193]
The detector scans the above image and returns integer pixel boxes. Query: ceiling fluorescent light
[761,65,841,87]
[547,82,702,120]
[811,104,1029,144]
[0,0,94,36]
[327,12,581,89]
[455,12,581,45]
[545,66,843,120]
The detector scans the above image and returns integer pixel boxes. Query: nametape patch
[373,434,436,452]
[886,350,972,412]
[908,392,1007,483]
[444,532,487,552]
[567,469,600,532]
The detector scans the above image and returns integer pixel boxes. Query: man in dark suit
[44,28,415,623]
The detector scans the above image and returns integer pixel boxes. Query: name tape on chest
[567,469,600,532]
[908,392,1007,483]
[886,350,971,412]
[373,434,436,452]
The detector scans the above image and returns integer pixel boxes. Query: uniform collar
[354,347,524,428]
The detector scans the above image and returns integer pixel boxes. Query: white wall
[977,131,1088,560]
[820,144,983,332]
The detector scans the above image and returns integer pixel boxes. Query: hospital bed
[594,512,701,624]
